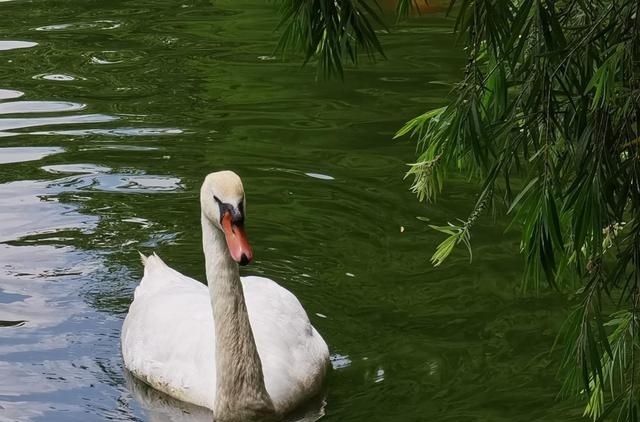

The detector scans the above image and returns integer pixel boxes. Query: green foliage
[397,1,640,419]
[274,0,387,78]
[276,0,640,419]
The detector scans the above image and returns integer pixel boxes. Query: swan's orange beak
[221,211,253,266]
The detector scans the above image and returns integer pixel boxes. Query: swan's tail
[136,252,185,294]
[138,252,166,269]
[138,251,148,265]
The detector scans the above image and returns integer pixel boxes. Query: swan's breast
[242,276,330,412]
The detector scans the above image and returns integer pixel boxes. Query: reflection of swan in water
[121,171,330,421]
[124,369,327,422]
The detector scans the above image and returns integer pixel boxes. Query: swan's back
[121,255,329,413]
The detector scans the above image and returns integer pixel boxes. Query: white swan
[121,170,330,421]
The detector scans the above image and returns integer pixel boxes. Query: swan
[121,170,330,421]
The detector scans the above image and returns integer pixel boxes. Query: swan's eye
[214,195,244,225]
[214,195,230,219]
[238,196,245,216]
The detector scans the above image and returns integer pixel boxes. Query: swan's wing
[243,276,330,412]
[122,256,217,410]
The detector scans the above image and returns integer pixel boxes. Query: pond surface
[0,1,584,421]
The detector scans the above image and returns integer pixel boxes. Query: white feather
[121,252,329,414]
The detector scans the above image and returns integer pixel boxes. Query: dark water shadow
[0,319,27,327]
[124,369,326,422]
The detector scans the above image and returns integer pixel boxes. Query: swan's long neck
[201,213,275,420]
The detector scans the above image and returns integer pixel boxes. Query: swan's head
[201,170,252,266]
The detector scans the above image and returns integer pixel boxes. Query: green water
[0,1,584,421]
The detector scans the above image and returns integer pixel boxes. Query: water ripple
[32,20,122,32]
[0,113,118,133]
[0,147,64,165]
[78,145,158,152]
[379,76,412,82]
[41,164,183,193]
[305,172,334,181]
[41,163,112,174]
[0,40,38,51]
[0,180,97,243]
[87,50,145,65]
[30,127,183,136]
[261,167,335,182]
[0,89,24,100]
[32,73,85,82]
[0,100,86,114]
